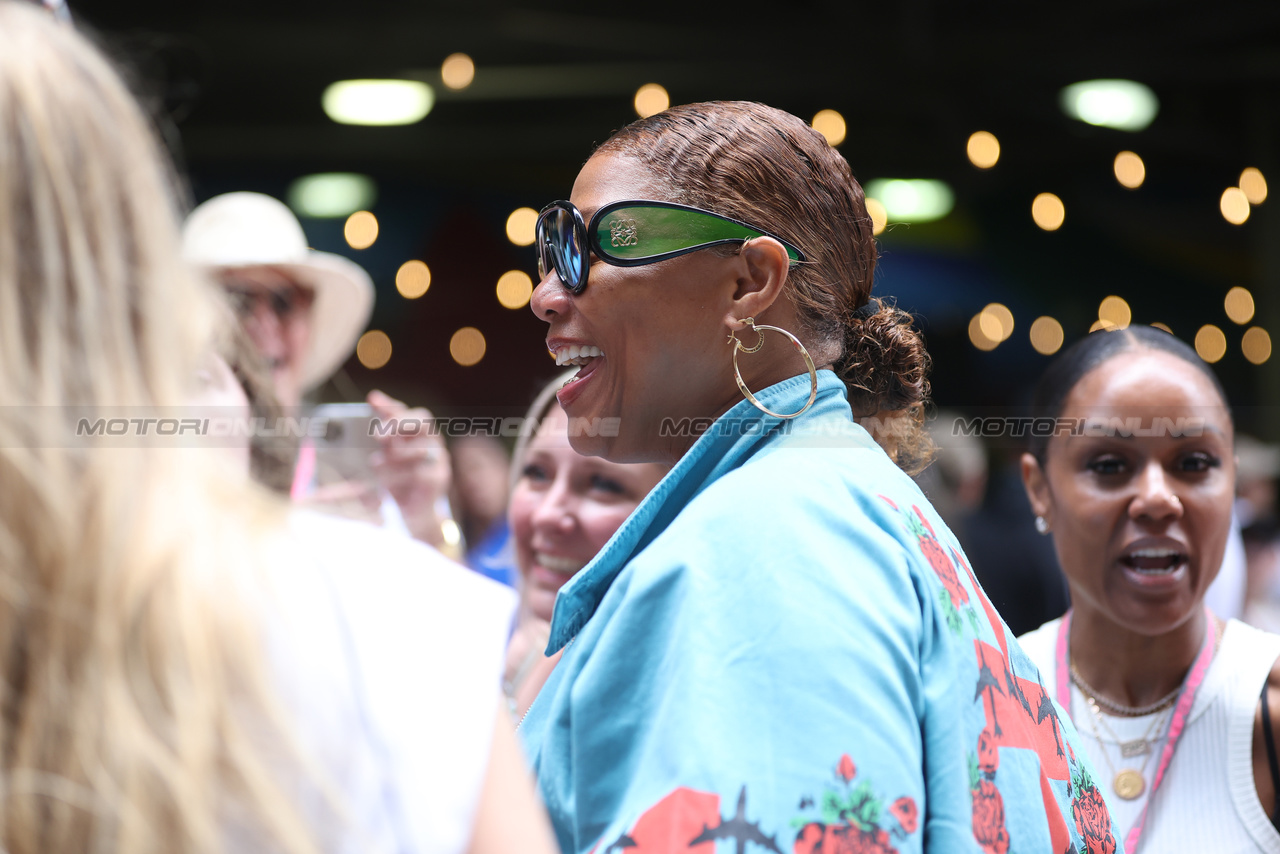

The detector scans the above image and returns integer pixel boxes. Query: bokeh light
[634,83,669,118]
[1098,296,1131,329]
[968,313,999,351]
[865,198,887,235]
[978,311,1004,343]
[450,327,487,366]
[506,207,537,246]
[287,173,376,218]
[496,270,534,309]
[864,179,954,223]
[1089,319,1118,333]
[1150,322,1173,334]
[344,210,378,249]
[967,131,1000,169]
[1059,79,1159,131]
[1114,151,1145,189]
[1243,327,1272,365]
[982,303,1014,342]
[812,109,847,146]
[1224,286,1255,324]
[1221,187,1250,225]
[441,53,475,89]
[1240,167,1268,205]
[1032,193,1065,231]
[1194,324,1227,363]
[1029,316,1064,355]
[396,260,431,299]
[322,79,433,126]
[356,330,392,369]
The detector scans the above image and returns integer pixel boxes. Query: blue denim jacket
[521,371,1119,854]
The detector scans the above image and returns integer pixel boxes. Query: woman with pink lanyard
[1018,325,1280,852]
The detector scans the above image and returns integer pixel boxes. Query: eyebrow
[1069,425,1229,441]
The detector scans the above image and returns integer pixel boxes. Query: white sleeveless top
[1020,618,1280,853]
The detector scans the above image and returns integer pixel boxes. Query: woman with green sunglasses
[520,100,1118,854]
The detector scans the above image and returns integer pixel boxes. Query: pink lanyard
[290,439,316,500]
[1054,606,1216,854]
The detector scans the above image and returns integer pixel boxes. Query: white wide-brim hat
[181,191,375,393]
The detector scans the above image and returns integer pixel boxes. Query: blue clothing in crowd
[520,371,1120,854]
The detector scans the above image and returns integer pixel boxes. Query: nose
[530,270,572,322]
[530,476,576,534]
[242,299,287,357]
[1130,461,1183,523]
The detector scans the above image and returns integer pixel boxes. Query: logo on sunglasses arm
[609,218,639,247]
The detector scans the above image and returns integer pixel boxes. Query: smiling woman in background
[1018,326,1280,852]
[504,376,667,715]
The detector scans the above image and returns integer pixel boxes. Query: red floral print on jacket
[1071,769,1118,854]
[793,753,918,854]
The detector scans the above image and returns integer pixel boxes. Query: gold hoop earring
[726,317,818,419]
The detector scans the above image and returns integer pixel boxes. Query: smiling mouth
[1120,547,1187,575]
[554,345,603,367]
[534,552,586,575]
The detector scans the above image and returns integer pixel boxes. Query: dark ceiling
[69,0,1280,433]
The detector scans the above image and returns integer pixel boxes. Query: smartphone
[311,402,380,487]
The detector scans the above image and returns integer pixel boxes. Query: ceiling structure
[72,0,1280,434]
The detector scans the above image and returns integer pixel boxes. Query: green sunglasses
[535,199,806,294]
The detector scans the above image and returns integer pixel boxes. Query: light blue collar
[546,370,861,652]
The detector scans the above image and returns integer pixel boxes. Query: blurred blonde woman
[0,4,554,853]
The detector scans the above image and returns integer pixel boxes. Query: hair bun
[838,298,934,473]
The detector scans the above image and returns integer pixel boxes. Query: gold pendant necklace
[1077,692,1169,801]
[1113,768,1146,800]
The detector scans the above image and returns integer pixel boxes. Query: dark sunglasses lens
[226,286,309,319]
[539,208,585,292]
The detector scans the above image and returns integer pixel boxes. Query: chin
[524,589,558,624]
[1111,596,1203,638]
[566,430,613,461]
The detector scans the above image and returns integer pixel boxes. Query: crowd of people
[4,1,1280,852]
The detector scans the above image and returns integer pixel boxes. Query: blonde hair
[507,372,576,497]
[0,4,324,852]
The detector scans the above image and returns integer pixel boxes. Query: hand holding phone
[366,390,460,554]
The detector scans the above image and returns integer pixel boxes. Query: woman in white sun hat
[182,191,374,408]
[183,192,456,550]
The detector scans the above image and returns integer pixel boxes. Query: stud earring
[1034,515,1049,535]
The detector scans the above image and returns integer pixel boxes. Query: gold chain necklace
[1077,690,1170,800]
[1067,617,1223,718]
[1069,663,1180,717]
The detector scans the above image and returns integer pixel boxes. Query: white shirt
[266,511,517,854]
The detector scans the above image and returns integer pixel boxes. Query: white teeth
[535,553,586,574]
[1124,546,1183,575]
[554,345,604,366]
